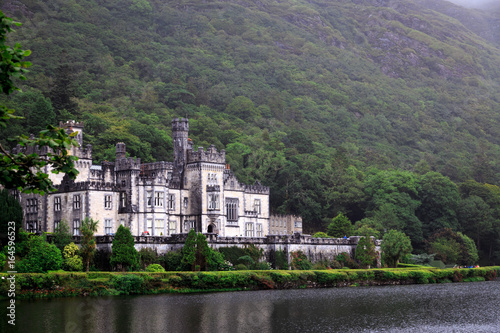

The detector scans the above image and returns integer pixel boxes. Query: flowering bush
[290,251,312,270]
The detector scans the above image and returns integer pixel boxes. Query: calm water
[2,281,500,333]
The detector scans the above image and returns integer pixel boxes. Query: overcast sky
[446,0,495,8]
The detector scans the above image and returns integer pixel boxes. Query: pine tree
[111,225,138,271]
[179,229,197,271]
[80,217,98,272]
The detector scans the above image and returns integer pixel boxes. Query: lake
[2,281,499,332]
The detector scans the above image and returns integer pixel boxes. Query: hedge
[1,267,499,299]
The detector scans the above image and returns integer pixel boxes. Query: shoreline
[1,266,499,300]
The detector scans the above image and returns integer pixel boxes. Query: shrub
[111,274,144,294]
[312,232,330,238]
[139,247,158,270]
[145,264,166,272]
[162,250,183,271]
[290,251,312,270]
[52,221,72,252]
[274,249,288,270]
[63,243,83,272]
[237,255,255,268]
[16,236,63,273]
[235,264,248,270]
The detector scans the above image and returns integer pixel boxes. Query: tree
[327,213,353,238]
[0,10,79,194]
[381,230,412,268]
[63,242,83,271]
[111,225,138,271]
[80,217,98,272]
[416,172,460,239]
[0,188,22,244]
[179,229,197,271]
[427,229,478,266]
[52,220,72,251]
[355,236,378,268]
[16,235,63,273]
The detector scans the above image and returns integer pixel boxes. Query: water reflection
[2,281,499,332]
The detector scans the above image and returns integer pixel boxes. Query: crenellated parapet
[187,145,226,164]
[54,180,120,192]
[139,161,173,178]
[244,180,270,194]
[115,157,141,171]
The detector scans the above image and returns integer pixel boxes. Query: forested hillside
[2,0,500,262]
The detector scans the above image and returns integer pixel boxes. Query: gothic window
[54,197,61,212]
[120,192,127,208]
[54,220,60,231]
[245,223,254,237]
[105,219,113,235]
[167,194,175,210]
[155,219,164,235]
[254,199,261,214]
[104,195,112,209]
[155,191,164,207]
[208,193,220,210]
[146,191,153,207]
[183,197,188,209]
[256,224,263,237]
[73,219,80,236]
[73,195,81,210]
[226,198,238,222]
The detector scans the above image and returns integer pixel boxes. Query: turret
[171,118,190,188]
[116,142,126,160]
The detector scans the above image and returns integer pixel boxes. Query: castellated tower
[171,118,189,188]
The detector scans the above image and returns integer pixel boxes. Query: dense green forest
[1,0,500,263]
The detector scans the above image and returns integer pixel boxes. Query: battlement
[172,118,189,132]
[115,157,141,171]
[244,181,270,194]
[187,145,226,164]
[55,180,119,192]
[139,161,173,178]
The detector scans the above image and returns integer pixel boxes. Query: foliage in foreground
[2,266,499,299]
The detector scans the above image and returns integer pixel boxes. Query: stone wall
[51,233,381,267]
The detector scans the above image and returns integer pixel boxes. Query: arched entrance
[207,224,215,233]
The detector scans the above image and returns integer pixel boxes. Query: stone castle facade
[16,118,302,237]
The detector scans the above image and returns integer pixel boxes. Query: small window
[254,199,261,214]
[54,197,61,211]
[169,220,176,235]
[104,195,112,209]
[256,224,262,237]
[105,219,113,234]
[120,219,125,227]
[245,223,254,237]
[73,219,80,236]
[155,219,164,235]
[147,219,153,234]
[208,193,219,210]
[73,195,81,210]
[120,192,127,208]
[146,191,153,207]
[183,197,188,209]
[167,194,175,210]
[155,191,164,207]
[54,220,60,231]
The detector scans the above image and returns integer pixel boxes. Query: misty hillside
[2,0,500,230]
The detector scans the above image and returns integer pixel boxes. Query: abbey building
[16,118,302,237]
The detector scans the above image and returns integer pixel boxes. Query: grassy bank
[1,266,499,300]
